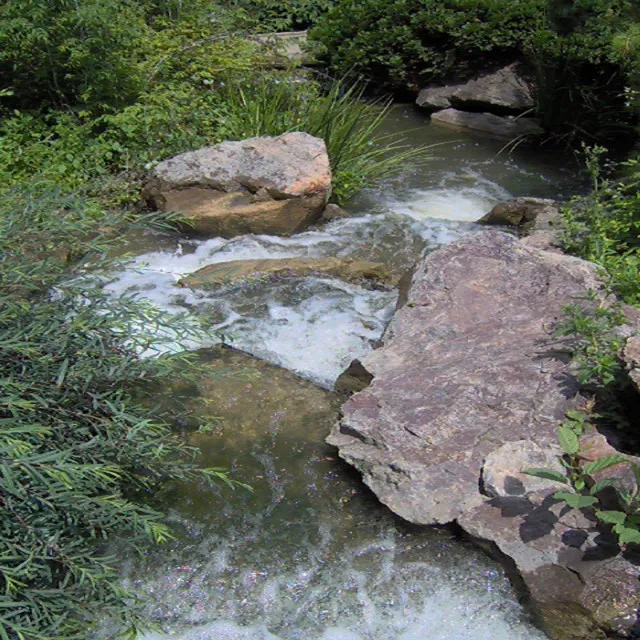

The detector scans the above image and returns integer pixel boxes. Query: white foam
[136,585,545,640]
[382,171,512,223]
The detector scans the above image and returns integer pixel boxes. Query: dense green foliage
[310,0,640,143]
[312,0,547,90]
[0,1,416,206]
[560,148,640,305]
[0,187,240,639]
[229,0,336,31]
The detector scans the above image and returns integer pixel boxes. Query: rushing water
[103,107,585,640]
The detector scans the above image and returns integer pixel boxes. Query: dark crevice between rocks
[334,358,374,395]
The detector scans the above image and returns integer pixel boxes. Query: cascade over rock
[328,231,640,639]
[179,257,394,289]
[143,132,332,237]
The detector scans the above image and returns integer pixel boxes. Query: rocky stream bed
[99,108,640,640]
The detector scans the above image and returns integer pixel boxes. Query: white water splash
[104,212,478,387]
[383,171,512,223]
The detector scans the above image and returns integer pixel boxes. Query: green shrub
[310,0,547,91]
[0,186,238,639]
[229,0,337,30]
[560,147,640,305]
[310,0,639,144]
[0,0,151,110]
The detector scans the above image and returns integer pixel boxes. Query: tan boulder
[179,257,393,289]
[143,132,332,237]
[163,190,326,237]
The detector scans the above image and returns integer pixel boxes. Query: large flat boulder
[143,133,331,237]
[430,109,542,139]
[328,231,640,638]
[179,257,394,289]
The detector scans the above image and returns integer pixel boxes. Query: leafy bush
[310,0,547,91]
[0,0,150,110]
[0,187,237,639]
[229,0,337,31]
[560,147,640,305]
[310,0,639,143]
[527,0,638,145]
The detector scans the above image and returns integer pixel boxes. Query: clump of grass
[215,74,431,203]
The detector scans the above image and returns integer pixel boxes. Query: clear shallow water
[98,349,547,640]
[101,108,585,640]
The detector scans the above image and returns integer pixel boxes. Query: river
[102,107,585,640]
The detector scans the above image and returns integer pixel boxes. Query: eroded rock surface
[179,257,393,289]
[328,231,640,638]
[624,335,640,394]
[143,132,331,237]
[430,109,542,139]
[416,84,464,111]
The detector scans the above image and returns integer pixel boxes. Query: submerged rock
[477,197,556,229]
[179,257,394,289]
[177,345,340,446]
[143,132,331,237]
[431,109,543,139]
[328,231,640,639]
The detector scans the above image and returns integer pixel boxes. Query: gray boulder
[624,335,640,394]
[416,84,464,111]
[478,197,563,251]
[328,231,640,638]
[430,109,542,139]
[450,64,535,114]
[143,132,332,237]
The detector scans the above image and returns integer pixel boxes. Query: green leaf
[521,468,568,484]
[595,510,627,525]
[583,455,628,476]
[557,426,579,455]
[616,525,640,545]
[590,478,619,494]
[554,491,598,509]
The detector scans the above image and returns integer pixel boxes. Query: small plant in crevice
[525,406,640,546]
[525,295,640,547]
[553,292,628,389]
